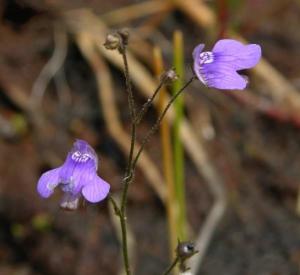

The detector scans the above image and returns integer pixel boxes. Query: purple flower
[193,39,261,90]
[37,139,110,210]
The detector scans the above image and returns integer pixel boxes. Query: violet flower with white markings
[193,39,261,90]
[37,139,110,210]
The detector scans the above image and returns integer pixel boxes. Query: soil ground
[0,0,300,274]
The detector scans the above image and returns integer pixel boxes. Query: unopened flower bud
[177,241,196,259]
[176,241,198,272]
[118,28,130,45]
[104,33,121,50]
[162,69,178,84]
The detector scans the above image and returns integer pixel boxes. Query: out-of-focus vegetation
[1,0,300,274]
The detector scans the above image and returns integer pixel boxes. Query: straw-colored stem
[172,30,187,239]
[153,47,177,260]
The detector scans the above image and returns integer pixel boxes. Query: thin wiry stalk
[162,256,179,275]
[119,45,136,275]
[132,76,196,170]
[135,75,168,124]
[117,40,195,275]
[120,46,137,182]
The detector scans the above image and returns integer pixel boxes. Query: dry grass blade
[30,23,68,109]
[101,0,172,26]
[0,74,63,166]
[0,76,30,111]
[169,0,216,28]
[254,59,300,111]
[181,122,226,273]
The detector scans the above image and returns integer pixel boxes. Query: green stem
[108,195,121,216]
[116,43,194,275]
[173,30,187,239]
[119,46,137,275]
[120,208,131,275]
[120,46,136,181]
[109,194,131,275]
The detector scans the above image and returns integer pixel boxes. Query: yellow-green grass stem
[172,30,187,239]
[153,47,177,261]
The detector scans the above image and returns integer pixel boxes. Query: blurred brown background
[0,0,300,274]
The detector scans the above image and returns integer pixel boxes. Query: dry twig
[30,23,68,109]
[101,0,172,26]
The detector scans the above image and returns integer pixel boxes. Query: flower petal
[72,139,98,169]
[37,168,61,198]
[82,176,110,203]
[212,39,261,70]
[59,140,98,184]
[201,62,248,90]
[193,44,206,85]
[192,44,205,60]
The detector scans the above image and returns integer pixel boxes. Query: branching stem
[135,75,168,124]
[132,76,196,170]
[119,45,136,275]
[114,40,195,275]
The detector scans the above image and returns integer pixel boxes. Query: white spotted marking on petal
[199,51,214,64]
[71,151,90,163]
